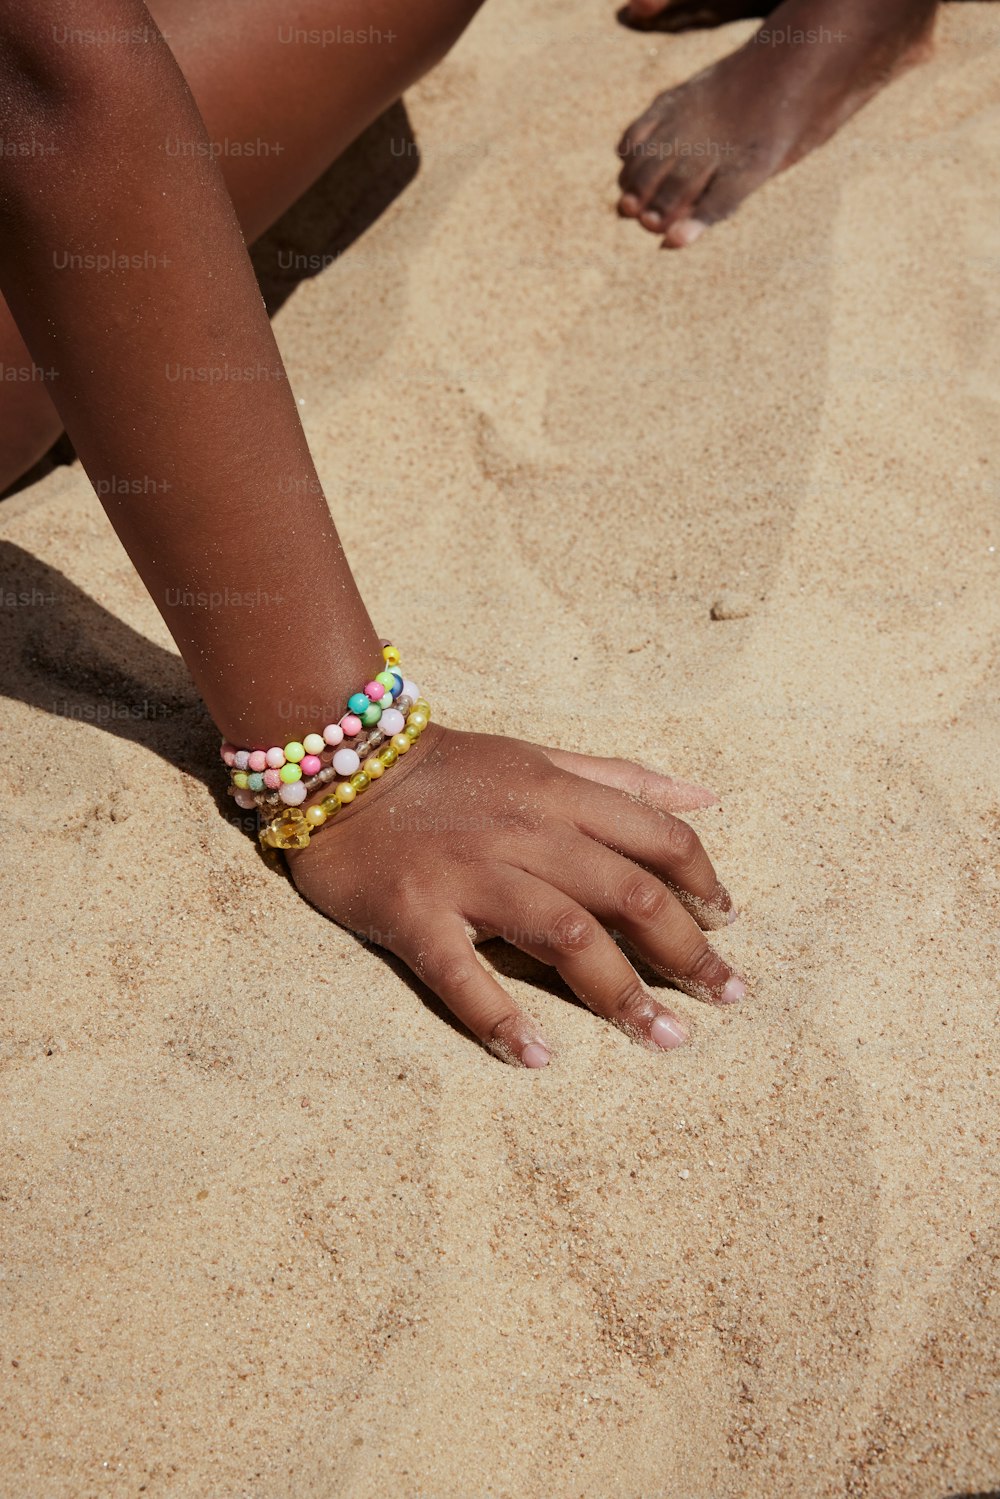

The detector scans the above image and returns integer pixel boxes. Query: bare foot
[617,0,937,247]
[622,0,774,31]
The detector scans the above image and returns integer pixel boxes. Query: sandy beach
[1,2,998,1495]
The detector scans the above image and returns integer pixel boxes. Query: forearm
[0,0,380,746]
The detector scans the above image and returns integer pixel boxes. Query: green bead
[284,741,305,763]
[375,671,395,690]
[247,772,264,791]
[361,703,382,727]
[279,762,302,784]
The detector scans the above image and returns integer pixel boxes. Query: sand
[1,3,999,1495]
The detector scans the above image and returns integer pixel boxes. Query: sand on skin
[1,3,998,1495]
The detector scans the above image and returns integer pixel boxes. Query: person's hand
[286,723,745,1066]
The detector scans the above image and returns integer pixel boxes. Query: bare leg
[0,0,484,492]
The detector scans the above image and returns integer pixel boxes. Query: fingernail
[720,977,746,1005]
[670,778,718,808]
[650,1014,687,1050]
[640,210,664,230]
[522,1042,551,1069]
[619,194,641,216]
[727,906,740,925]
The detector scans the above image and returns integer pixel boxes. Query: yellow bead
[335,781,356,804]
[379,745,398,768]
[406,710,428,731]
[320,795,341,817]
[414,699,430,717]
[363,756,385,779]
[304,804,327,828]
[382,645,401,667]
[391,732,411,754]
[404,723,420,742]
[350,770,370,793]
[259,808,310,850]
[232,771,249,789]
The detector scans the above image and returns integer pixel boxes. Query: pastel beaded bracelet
[258,691,431,850]
[220,645,414,809]
[251,693,416,813]
[218,644,432,849]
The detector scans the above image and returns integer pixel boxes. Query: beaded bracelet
[217,643,431,850]
[259,693,431,850]
[251,694,415,813]
[220,644,413,809]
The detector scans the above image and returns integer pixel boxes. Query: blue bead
[390,671,404,697]
[247,772,264,791]
[347,692,370,715]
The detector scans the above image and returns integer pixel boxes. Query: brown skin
[0,0,744,1066]
[618,0,939,246]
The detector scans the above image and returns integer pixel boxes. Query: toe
[617,99,683,212]
[639,159,715,236]
[624,0,668,19]
[617,146,675,218]
[672,157,772,241]
[662,218,706,248]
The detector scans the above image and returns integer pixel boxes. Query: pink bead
[379,708,405,737]
[233,788,256,809]
[220,741,237,766]
[363,681,382,701]
[340,713,362,737]
[323,723,344,747]
[279,781,307,806]
[234,750,250,771]
[300,754,322,776]
[332,747,360,777]
[401,679,419,702]
[263,768,282,790]
[265,746,285,769]
[248,750,267,773]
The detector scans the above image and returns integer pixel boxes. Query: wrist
[284,719,446,867]
[221,643,435,849]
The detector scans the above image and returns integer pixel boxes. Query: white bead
[279,782,307,805]
[332,747,361,777]
[379,708,405,737]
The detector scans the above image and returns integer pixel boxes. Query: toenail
[668,218,706,247]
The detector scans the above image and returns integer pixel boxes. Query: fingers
[538,745,717,812]
[565,776,736,927]
[474,872,690,1052]
[540,832,746,1007]
[394,914,552,1069]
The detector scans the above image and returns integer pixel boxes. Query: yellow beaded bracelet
[259,697,431,850]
